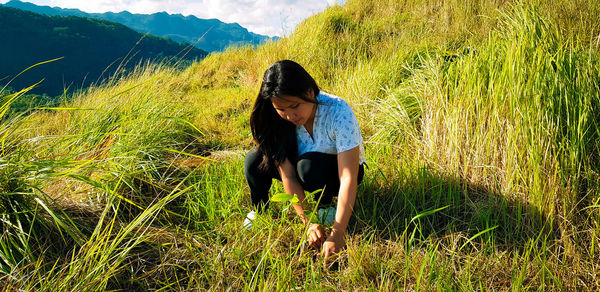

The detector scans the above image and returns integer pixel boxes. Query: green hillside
[1,0,599,290]
[0,6,207,96]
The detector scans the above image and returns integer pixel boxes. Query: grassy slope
[1,0,599,290]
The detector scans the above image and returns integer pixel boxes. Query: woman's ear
[306,88,315,100]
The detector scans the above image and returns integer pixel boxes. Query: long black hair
[250,60,320,171]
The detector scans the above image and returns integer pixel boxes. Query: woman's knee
[244,148,262,175]
[245,148,281,183]
[296,152,336,189]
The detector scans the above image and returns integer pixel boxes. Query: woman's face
[271,92,316,127]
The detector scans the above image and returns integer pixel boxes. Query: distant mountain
[0,6,207,96]
[2,0,278,52]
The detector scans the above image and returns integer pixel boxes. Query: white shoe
[317,206,336,226]
[243,211,256,229]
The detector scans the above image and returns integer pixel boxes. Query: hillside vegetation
[0,6,206,96]
[1,0,599,290]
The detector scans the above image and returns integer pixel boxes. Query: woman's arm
[277,158,311,225]
[278,159,327,247]
[322,145,360,259]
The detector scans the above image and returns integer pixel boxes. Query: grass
[1,0,600,290]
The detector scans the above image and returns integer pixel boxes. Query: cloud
[179,0,343,37]
[5,0,346,37]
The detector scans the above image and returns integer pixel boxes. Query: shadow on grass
[350,165,555,251]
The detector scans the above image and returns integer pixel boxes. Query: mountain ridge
[0,6,207,96]
[2,0,278,52]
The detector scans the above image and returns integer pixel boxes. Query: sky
[0,0,346,37]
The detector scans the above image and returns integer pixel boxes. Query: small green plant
[270,188,325,224]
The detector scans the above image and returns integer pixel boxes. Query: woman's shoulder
[317,92,358,130]
[317,92,352,111]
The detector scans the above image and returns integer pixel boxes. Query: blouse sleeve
[332,101,363,153]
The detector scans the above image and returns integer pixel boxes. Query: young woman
[244,60,365,258]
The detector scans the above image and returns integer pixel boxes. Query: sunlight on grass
[1,0,599,290]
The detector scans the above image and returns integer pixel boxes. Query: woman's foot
[243,210,256,229]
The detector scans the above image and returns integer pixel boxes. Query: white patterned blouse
[296,92,366,165]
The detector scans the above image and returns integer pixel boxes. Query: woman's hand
[318,147,357,259]
[298,213,310,226]
[322,229,345,259]
[307,224,326,249]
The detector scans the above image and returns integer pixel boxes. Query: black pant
[244,148,364,209]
